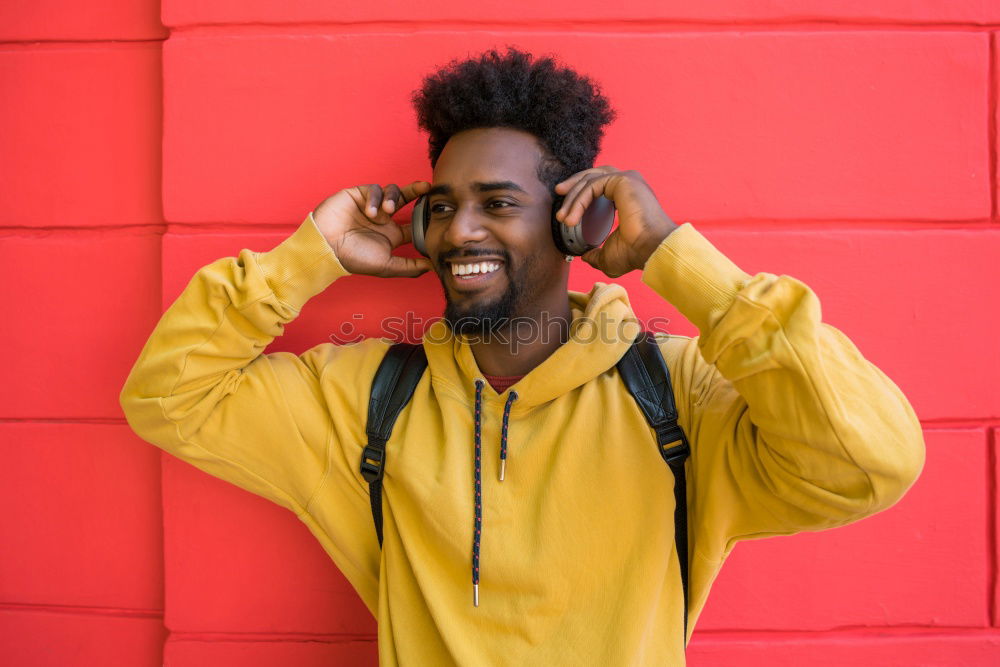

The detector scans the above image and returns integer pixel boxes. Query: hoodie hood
[422,281,644,410]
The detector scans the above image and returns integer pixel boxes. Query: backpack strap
[360,342,428,547]
[361,333,692,647]
[615,330,692,646]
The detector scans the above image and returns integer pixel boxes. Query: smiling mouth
[445,260,505,291]
[451,260,502,277]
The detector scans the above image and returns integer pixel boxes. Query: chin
[442,301,513,336]
[441,283,521,337]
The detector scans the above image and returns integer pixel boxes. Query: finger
[583,245,625,278]
[580,245,614,278]
[582,229,629,276]
[364,184,384,219]
[395,223,414,247]
[554,165,617,195]
[555,176,592,224]
[381,255,433,278]
[589,239,631,278]
[554,166,604,194]
[382,183,404,214]
[346,187,368,216]
[399,180,432,206]
[573,173,623,226]
[554,171,588,195]
[562,174,610,226]
[557,167,621,223]
[581,245,602,268]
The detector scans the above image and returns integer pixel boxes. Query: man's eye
[487,200,514,208]
[429,203,452,215]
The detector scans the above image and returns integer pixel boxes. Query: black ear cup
[551,194,616,256]
[410,195,431,257]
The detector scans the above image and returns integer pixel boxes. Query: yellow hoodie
[120,212,925,666]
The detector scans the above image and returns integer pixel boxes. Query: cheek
[519,211,560,257]
[531,225,564,265]
[423,223,445,262]
[516,237,565,283]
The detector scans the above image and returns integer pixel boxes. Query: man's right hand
[312,181,433,278]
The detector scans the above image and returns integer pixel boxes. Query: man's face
[424,127,568,337]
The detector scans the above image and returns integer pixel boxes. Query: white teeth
[452,261,500,276]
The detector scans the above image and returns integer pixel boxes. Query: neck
[469,298,573,377]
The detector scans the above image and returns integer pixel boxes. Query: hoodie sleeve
[640,223,926,562]
[119,212,372,516]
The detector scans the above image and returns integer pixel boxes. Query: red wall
[2,2,999,665]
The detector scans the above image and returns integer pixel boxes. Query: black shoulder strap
[360,342,428,547]
[615,330,692,647]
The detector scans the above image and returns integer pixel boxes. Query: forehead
[432,127,547,193]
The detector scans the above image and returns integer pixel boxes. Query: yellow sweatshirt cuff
[253,211,353,312]
[640,223,752,334]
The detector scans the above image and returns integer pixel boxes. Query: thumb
[583,242,630,278]
[382,255,433,278]
[581,246,603,270]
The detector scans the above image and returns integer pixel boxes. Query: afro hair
[411,47,616,191]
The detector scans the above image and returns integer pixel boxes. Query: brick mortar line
[0,602,163,619]
[693,627,1000,642]
[698,626,1000,635]
[919,419,1000,428]
[672,220,999,230]
[167,20,1000,35]
[5,22,1000,45]
[0,225,166,237]
[0,38,166,47]
[0,417,129,425]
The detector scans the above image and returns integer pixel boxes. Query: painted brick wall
[0,1,169,665]
[2,2,998,665]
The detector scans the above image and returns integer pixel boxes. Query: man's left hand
[555,167,679,278]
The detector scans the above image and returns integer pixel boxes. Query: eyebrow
[426,180,529,198]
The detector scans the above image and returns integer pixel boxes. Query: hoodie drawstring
[499,391,517,481]
[473,380,484,607]
[471,379,519,607]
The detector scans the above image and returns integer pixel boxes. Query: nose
[441,203,489,251]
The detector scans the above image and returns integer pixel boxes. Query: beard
[438,255,527,338]
[443,276,522,337]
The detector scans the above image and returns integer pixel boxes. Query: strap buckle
[655,423,690,465]
[360,442,386,483]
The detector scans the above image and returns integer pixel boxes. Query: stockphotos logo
[328,310,671,352]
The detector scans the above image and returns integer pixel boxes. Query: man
[120,47,925,665]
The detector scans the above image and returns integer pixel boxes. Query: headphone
[409,193,616,258]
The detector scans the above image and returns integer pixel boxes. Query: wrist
[640,222,751,333]
[636,223,679,270]
[255,213,351,310]
[310,201,339,243]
